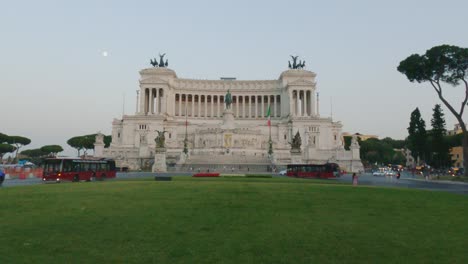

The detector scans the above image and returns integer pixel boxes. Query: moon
[102,51,108,57]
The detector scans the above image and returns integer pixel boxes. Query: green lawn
[1,177,467,264]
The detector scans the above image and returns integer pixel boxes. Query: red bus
[286,163,341,178]
[42,158,116,183]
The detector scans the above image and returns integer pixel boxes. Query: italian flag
[267,104,271,127]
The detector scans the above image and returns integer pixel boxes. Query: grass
[1,177,467,263]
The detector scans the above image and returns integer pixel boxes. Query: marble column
[161,89,166,115]
[261,95,265,118]
[311,91,315,116]
[302,90,307,116]
[141,88,149,115]
[178,94,181,116]
[197,95,200,117]
[191,94,194,117]
[273,95,277,118]
[243,95,246,118]
[249,96,252,118]
[210,96,213,117]
[255,96,258,118]
[204,95,208,117]
[152,89,155,114]
[296,90,300,116]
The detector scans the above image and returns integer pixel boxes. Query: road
[336,173,468,195]
[2,172,468,195]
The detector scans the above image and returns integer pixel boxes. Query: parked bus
[286,163,341,178]
[42,157,116,183]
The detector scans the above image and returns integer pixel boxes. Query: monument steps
[185,153,271,165]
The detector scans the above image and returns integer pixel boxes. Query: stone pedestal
[152,148,167,172]
[93,133,105,157]
[178,152,189,164]
[290,149,303,164]
[221,109,235,129]
[269,153,277,164]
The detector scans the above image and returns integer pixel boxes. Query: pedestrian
[0,168,5,187]
[352,173,358,186]
[396,172,401,180]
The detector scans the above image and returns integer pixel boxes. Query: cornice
[173,79,281,91]
[287,79,316,87]
[279,69,317,79]
[139,77,169,85]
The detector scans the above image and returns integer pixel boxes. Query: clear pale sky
[1,0,467,156]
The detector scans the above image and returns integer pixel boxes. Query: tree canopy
[407,108,427,164]
[0,132,22,160]
[67,134,110,156]
[21,148,47,158]
[344,136,406,166]
[40,145,64,156]
[0,144,16,158]
[398,44,468,175]
[428,104,451,168]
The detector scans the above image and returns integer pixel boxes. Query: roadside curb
[403,177,468,185]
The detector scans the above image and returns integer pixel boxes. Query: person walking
[352,173,358,186]
[0,168,5,187]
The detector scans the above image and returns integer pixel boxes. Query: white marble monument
[97,56,363,172]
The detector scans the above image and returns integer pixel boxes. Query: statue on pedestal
[224,89,232,109]
[290,131,302,152]
[155,130,167,148]
[149,53,169,68]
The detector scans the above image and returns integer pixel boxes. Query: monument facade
[99,56,363,172]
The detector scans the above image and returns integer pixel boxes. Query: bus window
[73,162,81,172]
[63,160,73,172]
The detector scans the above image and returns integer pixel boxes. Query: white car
[279,169,287,176]
[372,171,386,176]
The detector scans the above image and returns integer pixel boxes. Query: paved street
[336,172,468,195]
[2,172,468,195]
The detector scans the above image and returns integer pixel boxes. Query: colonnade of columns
[290,90,316,117]
[139,88,316,118]
[142,88,165,115]
[173,94,282,118]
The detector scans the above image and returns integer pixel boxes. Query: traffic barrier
[2,167,44,179]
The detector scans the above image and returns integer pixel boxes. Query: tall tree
[398,45,468,176]
[430,104,451,168]
[20,149,47,158]
[7,136,31,162]
[0,133,15,160]
[407,108,427,165]
[40,145,64,156]
[67,134,102,156]
[0,144,16,159]
[67,136,86,156]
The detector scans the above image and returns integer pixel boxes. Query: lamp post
[183,107,188,155]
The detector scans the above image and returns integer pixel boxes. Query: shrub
[245,174,272,178]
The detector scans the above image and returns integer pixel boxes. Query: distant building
[341,132,378,141]
[448,123,465,168]
[451,146,463,168]
[447,123,466,136]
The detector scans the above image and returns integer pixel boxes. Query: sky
[1,0,467,156]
